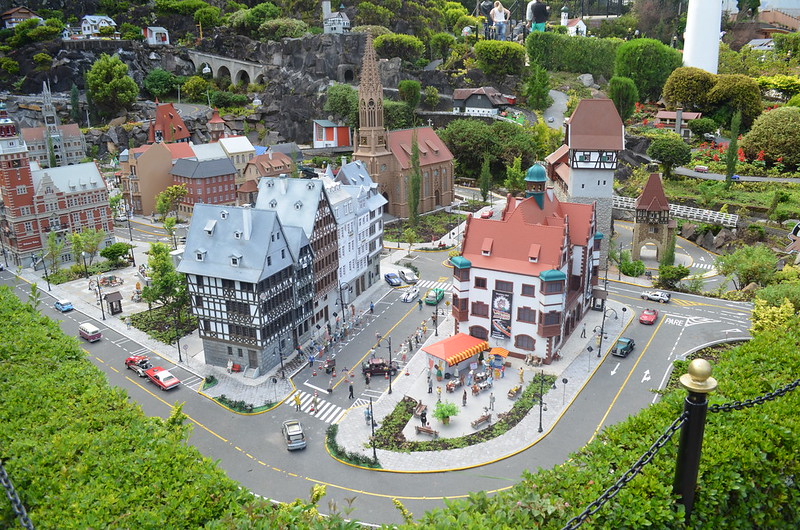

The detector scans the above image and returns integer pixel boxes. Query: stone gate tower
[631,173,676,261]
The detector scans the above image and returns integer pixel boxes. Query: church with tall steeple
[20,81,86,168]
[353,33,454,218]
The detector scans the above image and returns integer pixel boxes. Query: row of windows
[471,277,538,296]
[468,326,538,352]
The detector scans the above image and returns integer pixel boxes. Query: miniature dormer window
[307,182,315,190]
[220,210,229,220]
[294,201,303,210]
[204,219,217,236]
[266,180,274,188]
[481,238,493,256]
[230,253,242,267]
[269,199,277,208]
[528,243,540,263]
[234,230,242,240]
[155,130,163,142]
[196,249,207,261]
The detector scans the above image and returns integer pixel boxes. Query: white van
[79,323,102,342]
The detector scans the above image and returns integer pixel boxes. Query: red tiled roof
[545,144,569,165]
[387,127,453,170]
[208,108,225,124]
[462,191,594,276]
[635,173,670,212]
[452,86,508,106]
[238,179,258,193]
[148,103,190,143]
[423,333,488,367]
[21,124,83,142]
[654,110,702,121]
[246,152,293,176]
[565,99,624,151]
[166,142,195,160]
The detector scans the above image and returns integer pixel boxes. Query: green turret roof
[525,163,546,182]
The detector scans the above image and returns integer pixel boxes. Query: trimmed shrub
[474,40,526,78]
[258,17,308,41]
[741,105,800,171]
[349,25,392,37]
[526,31,620,79]
[209,90,249,107]
[614,38,682,102]
[662,66,717,112]
[155,0,210,16]
[398,79,421,109]
[374,33,425,63]
[383,100,413,129]
[687,117,717,138]
[707,74,763,128]
[429,32,456,60]
[608,76,638,122]
[452,14,480,35]
[355,2,393,27]
[194,6,222,28]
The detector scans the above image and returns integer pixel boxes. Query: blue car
[384,273,402,287]
[55,299,74,312]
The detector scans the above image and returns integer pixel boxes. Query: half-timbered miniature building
[631,173,676,261]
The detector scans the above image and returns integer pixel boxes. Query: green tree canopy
[661,66,717,112]
[194,6,222,28]
[474,40,526,78]
[374,33,425,63]
[408,130,421,227]
[143,68,177,99]
[324,83,359,128]
[715,244,778,290]
[646,135,691,179]
[614,38,682,102]
[85,54,139,117]
[479,154,491,202]
[141,242,188,311]
[181,76,209,102]
[503,156,526,196]
[706,74,762,129]
[607,76,638,122]
[429,32,456,61]
[655,264,690,290]
[100,242,133,265]
[687,118,717,138]
[258,17,308,41]
[398,80,421,111]
[523,64,552,111]
[155,184,188,219]
[741,106,800,171]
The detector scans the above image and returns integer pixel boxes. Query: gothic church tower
[353,34,394,200]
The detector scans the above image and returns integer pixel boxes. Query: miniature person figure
[581,322,587,338]
[418,298,423,310]
[369,348,376,360]
[428,376,433,394]
[519,366,525,383]
[462,389,468,407]
[312,392,319,413]
[227,358,233,374]
[489,392,496,410]
[370,301,374,313]
[436,386,442,402]
[348,382,354,399]
[364,407,371,425]
[420,410,428,426]
[328,378,334,393]
[365,372,371,389]
[294,393,302,411]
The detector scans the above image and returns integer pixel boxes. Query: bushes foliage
[526,31,620,79]
[741,106,800,171]
[614,38,682,102]
[374,33,425,63]
[607,76,638,122]
[473,40,526,78]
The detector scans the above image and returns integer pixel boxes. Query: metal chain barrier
[562,413,688,530]
[0,460,34,530]
[709,378,800,413]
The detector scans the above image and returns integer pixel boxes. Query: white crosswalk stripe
[690,263,715,270]
[286,390,345,424]
[415,279,453,292]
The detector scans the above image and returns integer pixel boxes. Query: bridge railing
[612,196,738,228]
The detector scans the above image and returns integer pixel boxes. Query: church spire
[354,33,389,156]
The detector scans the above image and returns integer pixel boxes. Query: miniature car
[54,299,74,312]
[611,337,635,358]
[362,358,399,377]
[114,215,129,223]
[124,355,153,377]
[731,174,740,181]
[639,308,659,325]
[424,288,445,305]
[693,165,708,173]
[384,272,402,287]
[401,287,420,303]
[641,290,671,303]
[145,366,180,390]
[547,116,555,123]
[399,269,419,284]
[281,419,307,451]
[480,209,493,219]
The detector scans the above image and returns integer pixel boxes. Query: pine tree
[408,129,421,227]
[725,110,741,189]
[479,154,491,202]
[70,84,80,124]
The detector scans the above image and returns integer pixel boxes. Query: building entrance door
[248,349,258,368]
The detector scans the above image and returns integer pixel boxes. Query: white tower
[561,5,569,26]
[322,0,332,20]
[683,0,723,74]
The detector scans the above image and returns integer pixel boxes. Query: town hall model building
[353,34,454,218]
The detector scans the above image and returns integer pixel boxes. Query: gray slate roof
[254,177,326,239]
[170,157,237,179]
[31,161,105,195]
[177,204,294,283]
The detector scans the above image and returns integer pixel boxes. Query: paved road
[0,238,752,525]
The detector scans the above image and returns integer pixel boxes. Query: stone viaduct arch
[186,50,265,88]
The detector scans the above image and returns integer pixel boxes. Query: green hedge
[526,32,621,79]
[474,40,526,78]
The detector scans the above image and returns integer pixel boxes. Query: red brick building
[170,157,238,217]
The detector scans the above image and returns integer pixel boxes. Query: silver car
[401,287,420,303]
[282,420,307,450]
[399,269,419,284]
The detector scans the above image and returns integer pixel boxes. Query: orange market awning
[423,333,488,367]
[490,347,509,358]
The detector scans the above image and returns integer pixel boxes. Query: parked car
[424,288,445,305]
[480,209,493,219]
[693,165,708,173]
[639,308,659,325]
[384,272,402,287]
[401,287,420,303]
[114,215,129,223]
[641,290,671,303]
[362,358,399,377]
[731,174,740,181]
[611,337,635,358]
[399,269,419,284]
[281,419,307,451]
[54,299,74,312]
[124,355,153,377]
[145,366,180,390]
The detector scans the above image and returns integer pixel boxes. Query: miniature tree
[432,401,459,424]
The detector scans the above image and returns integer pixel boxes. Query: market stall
[423,333,488,383]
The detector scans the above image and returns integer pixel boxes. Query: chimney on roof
[341,156,348,168]
[675,107,683,138]
[242,204,252,240]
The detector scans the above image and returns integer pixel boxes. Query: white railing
[612,196,738,228]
